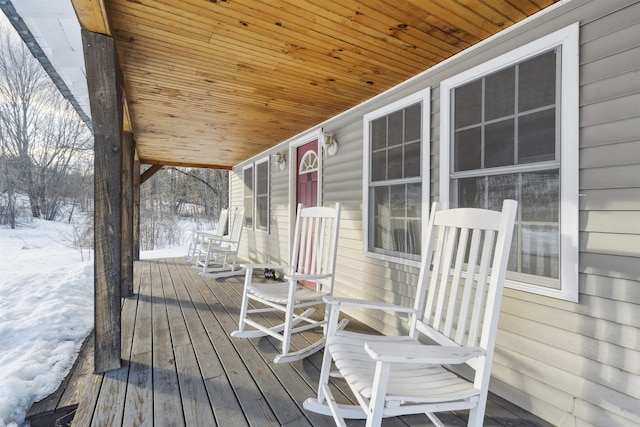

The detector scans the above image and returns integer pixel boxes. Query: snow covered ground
[0,219,188,427]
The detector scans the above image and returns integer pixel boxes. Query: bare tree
[139,167,228,250]
[0,21,92,225]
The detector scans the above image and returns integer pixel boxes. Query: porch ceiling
[70,0,557,169]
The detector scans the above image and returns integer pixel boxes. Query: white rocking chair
[185,208,228,265]
[231,203,346,363]
[304,200,518,427]
[195,206,246,278]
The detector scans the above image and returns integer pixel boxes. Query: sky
[0,218,188,427]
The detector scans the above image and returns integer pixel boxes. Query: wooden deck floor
[69,257,554,427]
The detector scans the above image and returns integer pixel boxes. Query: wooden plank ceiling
[70,0,557,169]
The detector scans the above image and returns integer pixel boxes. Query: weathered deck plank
[150,259,185,427]
[66,257,555,427]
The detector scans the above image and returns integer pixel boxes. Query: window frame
[254,156,270,233]
[439,23,579,301]
[242,164,254,229]
[363,88,431,267]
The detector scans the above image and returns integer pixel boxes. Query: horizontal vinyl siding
[491,2,640,426]
[229,1,640,425]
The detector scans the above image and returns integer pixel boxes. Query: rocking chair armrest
[323,296,415,314]
[201,235,236,244]
[240,263,291,271]
[364,342,485,364]
[197,230,228,239]
[284,273,332,281]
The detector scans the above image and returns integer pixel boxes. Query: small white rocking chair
[185,208,228,265]
[195,206,246,278]
[231,203,346,363]
[304,200,518,427]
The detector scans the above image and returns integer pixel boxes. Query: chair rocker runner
[231,203,347,363]
[194,206,246,278]
[304,200,518,427]
[185,208,229,265]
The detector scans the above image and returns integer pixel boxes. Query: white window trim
[254,156,270,234]
[242,163,254,230]
[363,87,431,267]
[439,23,579,302]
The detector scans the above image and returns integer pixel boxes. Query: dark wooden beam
[132,158,141,262]
[140,164,163,184]
[82,29,123,373]
[121,132,134,297]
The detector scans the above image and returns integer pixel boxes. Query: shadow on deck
[29,257,554,426]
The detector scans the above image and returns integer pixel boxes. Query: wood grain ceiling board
[71,0,557,169]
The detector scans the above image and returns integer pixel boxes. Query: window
[255,158,270,232]
[363,88,430,265]
[243,164,253,228]
[243,159,270,232]
[440,24,579,301]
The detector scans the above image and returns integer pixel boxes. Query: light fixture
[273,152,286,171]
[322,129,339,156]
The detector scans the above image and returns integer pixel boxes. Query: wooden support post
[121,132,134,297]
[133,158,140,262]
[82,29,123,373]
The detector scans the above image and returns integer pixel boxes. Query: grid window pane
[390,184,406,217]
[371,150,386,181]
[256,162,268,193]
[454,80,482,128]
[407,183,421,218]
[522,171,559,222]
[404,142,421,178]
[371,118,387,150]
[518,109,556,164]
[519,50,557,111]
[485,119,514,168]
[454,127,482,171]
[521,224,559,278]
[485,67,515,120]
[388,146,403,180]
[406,219,421,255]
[457,176,485,208]
[487,174,517,211]
[388,110,403,147]
[405,104,421,141]
[256,196,268,230]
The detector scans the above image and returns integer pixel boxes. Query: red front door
[296,140,319,289]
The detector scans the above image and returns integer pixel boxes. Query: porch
[61,257,554,427]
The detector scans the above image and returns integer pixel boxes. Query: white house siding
[231,0,640,425]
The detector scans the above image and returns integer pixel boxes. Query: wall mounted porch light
[273,152,286,171]
[321,128,339,156]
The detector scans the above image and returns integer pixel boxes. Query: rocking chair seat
[327,334,480,404]
[247,282,331,304]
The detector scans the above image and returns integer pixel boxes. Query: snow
[0,219,188,427]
